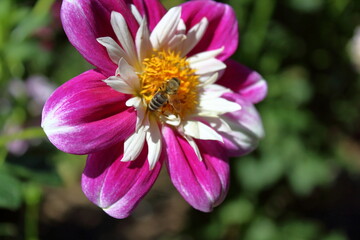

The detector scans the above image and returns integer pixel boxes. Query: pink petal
[221,92,265,156]
[61,0,139,76]
[82,143,163,219]
[131,0,166,30]
[41,69,136,155]
[163,126,229,212]
[219,59,268,104]
[181,0,238,61]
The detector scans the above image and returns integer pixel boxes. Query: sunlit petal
[150,7,181,49]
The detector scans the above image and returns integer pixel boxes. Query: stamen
[138,50,199,120]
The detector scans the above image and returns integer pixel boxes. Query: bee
[149,77,181,112]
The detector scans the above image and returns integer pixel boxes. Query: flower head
[42,0,267,218]
[350,26,360,73]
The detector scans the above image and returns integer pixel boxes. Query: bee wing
[168,95,182,113]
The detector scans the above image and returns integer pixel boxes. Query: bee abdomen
[149,92,168,111]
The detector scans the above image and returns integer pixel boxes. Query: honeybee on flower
[148,77,181,112]
[42,0,267,218]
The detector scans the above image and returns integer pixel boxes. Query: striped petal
[181,0,238,60]
[130,0,166,30]
[221,92,265,156]
[41,70,136,154]
[61,0,139,76]
[163,126,229,212]
[82,143,162,219]
[218,59,268,104]
[204,116,261,157]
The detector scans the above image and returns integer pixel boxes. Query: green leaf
[323,232,347,240]
[280,220,318,239]
[0,147,7,166]
[219,198,254,225]
[0,222,17,238]
[0,171,22,210]
[0,127,46,147]
[288,0,324,12]
[5,162,62,186]
[244,217,277,240]
[288,155,333,195]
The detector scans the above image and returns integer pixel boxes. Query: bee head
[166,78,180,94]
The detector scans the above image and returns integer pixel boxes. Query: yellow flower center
[138,50,199,120]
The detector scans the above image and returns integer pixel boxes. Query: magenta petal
[41,69,136,155]
[131,0,166,30]
[82,143,162,219]
[61,0,139,76]
[181,0,238,61]
[163,126,229,212]
[219,59,268,104]
[221,92,264,156]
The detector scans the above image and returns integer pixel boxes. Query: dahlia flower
[42,0,267,218]
[350,26,360,73]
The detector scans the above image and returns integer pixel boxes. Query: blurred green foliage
[185,0,360,239]
[0,0,89,239]
[0,0,360,239]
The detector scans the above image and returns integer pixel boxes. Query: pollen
[138,50,199,120]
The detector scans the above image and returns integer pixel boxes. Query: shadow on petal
[163,126,229,212]
[218,59,267,104]
[82,142,163,218]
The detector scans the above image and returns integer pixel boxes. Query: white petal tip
[148,162,156,170]
[120,157,132,162]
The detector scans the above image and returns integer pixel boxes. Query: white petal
[125,96,139,107]
[129,4,142,25]
[135,17,152,61]
[205,116,260,153]
[168,34,186,50]
[224,106,265,139]
[220,114,263,155]
[150,7,181,49]
[162,114,181,126]
[103,76,134,94]
[183,134,203,161]
[122,123,147,162]
[146,116,162,169]
[198,72,219,86]
[225,129,259,152]
[96,37,127,64]
[177,19,186,35]
[199,116,232,132]
[126,97,146,131]
[183,120,223,142]
[188,47,224,64]
[201,84,232,99]
[180,18,208,56]
[117,58,140,91]
[111,11,138,66]
[190,58,226,75]
[198,97,241,117]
